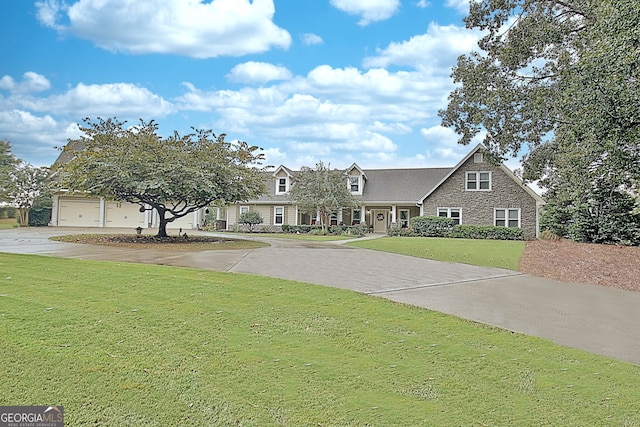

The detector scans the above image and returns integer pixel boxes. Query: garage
[165,212,196,230]
[105,201,145,228]
[58,197,100,227]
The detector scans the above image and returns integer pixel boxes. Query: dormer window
[275,177,289,194]
[349,176,359,193]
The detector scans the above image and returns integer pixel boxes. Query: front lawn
[0,253,638,426]
[0,218,18,229]
[348,236,526,270]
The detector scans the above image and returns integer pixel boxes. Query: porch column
[338,208,343,225]
[295,206,299,225]
[194,209,201,229]
[391,205,397,223]
[99,198,106,227]
[361,205,367,226]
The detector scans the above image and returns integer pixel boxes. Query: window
[349,176,360,193]
[274,206,284,225]
[352,209,361,224]
[240,206,249,215]
[474,152,483,163]
[399,209,410,228]
[437,208,461,225]
[276,177,288,194]
[466,171,491,191]
[495,208,520,228]
[330,211,338,225]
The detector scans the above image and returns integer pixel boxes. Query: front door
[373,210,388,233]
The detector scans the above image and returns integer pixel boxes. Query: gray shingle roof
[248,167,452,204]
[360,168,451,202]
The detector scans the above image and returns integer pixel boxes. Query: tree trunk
[19,208,29,227]
[156,211,169,238]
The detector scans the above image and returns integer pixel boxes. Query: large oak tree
[55,118,267,237]
[440,0,640,244]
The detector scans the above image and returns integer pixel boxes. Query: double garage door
[58,198,145,227]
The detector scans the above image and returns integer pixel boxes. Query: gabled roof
[346,163,368,181]
[272,165,294,177]
[418,144,545,204]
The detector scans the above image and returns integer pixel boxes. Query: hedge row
[388,216,524,240]
[281,224,368,237]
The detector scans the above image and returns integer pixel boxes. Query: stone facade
[420,155,540,239]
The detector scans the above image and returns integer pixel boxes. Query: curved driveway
[1,227,639,365]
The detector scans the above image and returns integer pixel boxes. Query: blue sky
[1,0,506,172]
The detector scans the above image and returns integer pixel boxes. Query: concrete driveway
[1,227,639,365]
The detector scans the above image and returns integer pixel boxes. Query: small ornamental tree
[238,211,263,233]
[6,161,50,227]
[288,161,359,233]
[55,118,267,238]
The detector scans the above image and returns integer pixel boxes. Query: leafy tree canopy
[440,0,640,244]
[288,162,358,232]
[55,118,267,237]
[0,140,19,201]
[5,161,51,227]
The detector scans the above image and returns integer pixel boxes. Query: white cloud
[363,22,482,74]
[226,62,293,84]
[420,125,487,162]
[416,0,430,8]
[330,0,400,26]
[35,0,66,31]
[3,81,175,118]
[0,72,51,93]
[445,0,470,14]
[301,33,323,46]
[0,110,80,166]
[36,0,292,58]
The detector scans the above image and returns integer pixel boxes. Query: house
[50,144,544,239]
[227,144,545,239]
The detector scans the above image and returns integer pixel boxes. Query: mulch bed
[519,239,640,292]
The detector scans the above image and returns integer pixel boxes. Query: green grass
[0,218,18,229]
[1,253,638,426]
[348,236,526,270]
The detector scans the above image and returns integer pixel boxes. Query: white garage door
[167,212,196,230]
[58,197,100,227]
[105,201,145,228]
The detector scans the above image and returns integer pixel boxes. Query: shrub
[387,227,416,237]
[410,216,456,237]
[331,224,368,237]
[539,230,561,241]
[29,207,52,226]
[282,224,322,234]
[449,225,524,240]
[0,206,16,219]
[238,211,263,233]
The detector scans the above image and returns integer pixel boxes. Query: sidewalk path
[1,227,639,365]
